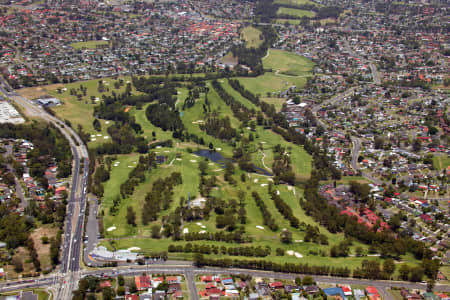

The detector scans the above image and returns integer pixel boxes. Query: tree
[383,258,396,278]
[280,229,292,244]
[355,246,364,257]
[93,119,101,132]
[12,256,23,273]
[427,279,435,292]
[126,206,136,226]
[198,160,208,176]
[412,138,421,152]
[399,264,410,281]
[302,276,314,286]
[102,287,115,300]
[151,224,161,239]
[409,266,424,282]
[118,275,125,286]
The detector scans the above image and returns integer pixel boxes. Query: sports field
[263,49,315,76]
[274,0,315,6]
[71,40,109,49]
[277,7,316,18]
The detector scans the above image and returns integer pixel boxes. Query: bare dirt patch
[17,84,64,99]
[30,226,58,269]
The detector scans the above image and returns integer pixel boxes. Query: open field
[274,0,315,6]
[18,77,139,148]
[30,225,58,271]
[71,40,109,49]
[275,18,303,25]
[220,52,238,66]
[276,7,316,18]
[263,49,315,76]
[241,26,263,48]
[432,155,450,170]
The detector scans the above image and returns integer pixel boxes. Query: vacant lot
[241,26,263,48]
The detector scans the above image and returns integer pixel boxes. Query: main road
[0,77,89,300]
[1,264,450,298]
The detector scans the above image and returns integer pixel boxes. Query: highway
[0,76,89,300]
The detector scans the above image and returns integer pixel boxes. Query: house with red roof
[269,282,284,289]
[99,280,111,288]
[366,286,380,298]
[135,275,151,290]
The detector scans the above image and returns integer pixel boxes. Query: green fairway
[237,72,309,96]
[129,104,173,142]
[241,26,263,48]
[71,40,109,49]
[263,49,315,76]
[277,7,315,18]
[101,149,204,238]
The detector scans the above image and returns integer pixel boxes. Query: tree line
[169,243,271,258]
[211,80,255,126]
[252,191,278,231]
[194,253,351,278]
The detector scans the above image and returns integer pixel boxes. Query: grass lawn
[276,7,316,18]
[389,289,404,300]
[129,103,173,142]
[241,26,263,48]
[71,40,109,49]
[275,19,303,25]
[274,0,316,6]
[0,289,50,300]
[220,52,238,65]
[237,72,309,96]
[101,154,141,237]
[46,77,137,147]
[432,155,450,170]
[262,97,286,112]
[263,49,315,76]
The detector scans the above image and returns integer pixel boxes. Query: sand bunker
[106,226,116,232]
[286,250,303,258]
[256,226,264,230]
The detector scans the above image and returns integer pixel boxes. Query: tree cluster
[142,172,182,224]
